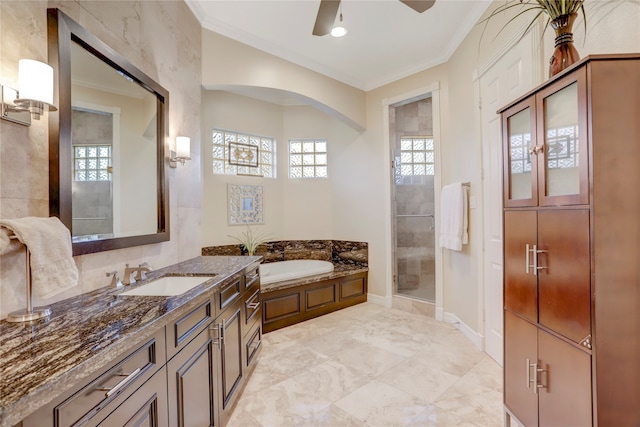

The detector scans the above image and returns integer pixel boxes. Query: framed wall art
[228,184,263,225]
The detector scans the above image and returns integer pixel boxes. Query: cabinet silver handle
[534,365,545,394]
[534,247,548,275]
[525,244,531,274]
[247,302,260,310]
[209,323,224,349]
[96,367,141,397]
[526,358,534,389]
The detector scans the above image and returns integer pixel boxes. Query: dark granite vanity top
[0,256,260,427]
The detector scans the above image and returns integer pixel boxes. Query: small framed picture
[228,184,263,225]
[229,142,259,167]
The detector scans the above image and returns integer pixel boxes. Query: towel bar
[6,236,51,322]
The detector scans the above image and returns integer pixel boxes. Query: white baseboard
[435,307,444,322]
[443,312,484,351]
[367,293,392,308]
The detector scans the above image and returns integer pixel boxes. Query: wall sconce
[1,59,57,126]
[170,136,191,167]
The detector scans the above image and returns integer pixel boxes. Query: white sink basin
[119,276,215,297]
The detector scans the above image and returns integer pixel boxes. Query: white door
[479,30,539,365]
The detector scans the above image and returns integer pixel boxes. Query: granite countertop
[0,255,261,427]
[260,263,368,293]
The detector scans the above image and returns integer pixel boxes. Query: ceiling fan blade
[400,0,436,13]
[313,0,340,36]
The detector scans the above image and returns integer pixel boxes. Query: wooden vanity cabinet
[21,329,168,427]
[166,262,261,427]
[501,54,640,426]
[21,263,262,427]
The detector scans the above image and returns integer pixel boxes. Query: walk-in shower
[390,96,436,302]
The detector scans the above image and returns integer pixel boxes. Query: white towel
[439,183,469,251]
[0,216,78,299]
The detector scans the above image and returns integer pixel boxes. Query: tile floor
[227,302,504,427]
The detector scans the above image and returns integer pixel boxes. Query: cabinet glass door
[503,98,537,207]
[538,70,588,206]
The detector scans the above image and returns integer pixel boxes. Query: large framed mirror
[47,8,169,256]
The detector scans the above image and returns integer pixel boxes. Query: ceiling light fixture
[331,5,347,38]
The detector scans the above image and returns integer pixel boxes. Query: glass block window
[288,139,328,179]
[399,137,435,176]
[509,132,532,174]
[546,125,578,169]
[212,129,276,178]
[73,145,111,181]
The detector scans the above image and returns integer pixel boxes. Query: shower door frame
[383,82,443,319]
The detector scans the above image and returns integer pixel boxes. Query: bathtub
[259,260,334,285]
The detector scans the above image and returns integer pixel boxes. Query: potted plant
[481,0,587,77]
[228,227,270,256]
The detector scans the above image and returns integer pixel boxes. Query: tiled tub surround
[203,239,368,267]
[203,240,368,293]
[0,256,260,427]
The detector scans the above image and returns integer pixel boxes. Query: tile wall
[0,1,202,319]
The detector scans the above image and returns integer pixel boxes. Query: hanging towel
[0,216,78,299]
[439,183,469,251]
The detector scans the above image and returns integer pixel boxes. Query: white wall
[200,90,361,246]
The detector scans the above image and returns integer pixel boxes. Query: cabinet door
[504,311,538,427]
[166,326,217,427]
[537,210,591,345]
[503,97,538,207]
[217,300,244,425]
[538,330,592,427]
[504,210,538,322]
[536,68,589,206]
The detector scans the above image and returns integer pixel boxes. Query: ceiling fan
[312,0,436,36]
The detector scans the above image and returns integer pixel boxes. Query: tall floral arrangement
[481,0,587,41]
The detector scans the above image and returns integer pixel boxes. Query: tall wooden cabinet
[500,54,640,427]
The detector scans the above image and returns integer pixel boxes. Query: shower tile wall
[393,98,435,301]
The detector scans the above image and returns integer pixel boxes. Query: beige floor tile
[334,379,430,426]
[377,357,462,402]
[234,302,504,426]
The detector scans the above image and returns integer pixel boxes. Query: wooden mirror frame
[47,8,170,256]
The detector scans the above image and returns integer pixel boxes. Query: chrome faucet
[123,263,151,285]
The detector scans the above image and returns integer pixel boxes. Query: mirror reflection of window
[70,40,158,241]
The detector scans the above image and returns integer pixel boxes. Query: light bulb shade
[331,26,347,37]
[18,59,54,105]
[176,136,191,159]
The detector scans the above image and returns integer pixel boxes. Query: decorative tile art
[228,184,263,225]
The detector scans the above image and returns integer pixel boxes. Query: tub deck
[260,264,368,333]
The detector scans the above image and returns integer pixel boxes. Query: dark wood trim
[47,8,170,256]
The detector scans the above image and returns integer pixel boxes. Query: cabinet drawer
[244,282,261,332]
[24,331,166,427]
[244,263,260,290]
[219,275,242,312]
[97,366,168,427]
[167,297,214,358]
[245,322,262,368]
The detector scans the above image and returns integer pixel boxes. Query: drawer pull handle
[247,302,260,310]
[97,367,141,397]
[250,339,261,349]
[210,322,224,349]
